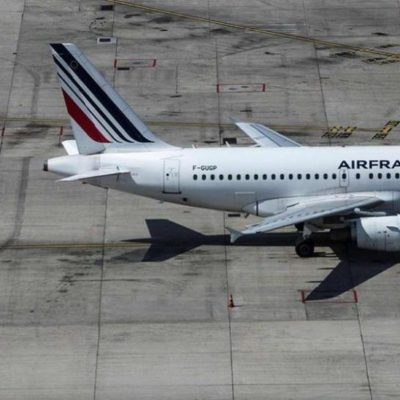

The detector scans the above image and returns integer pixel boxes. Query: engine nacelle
[352,216,400,251]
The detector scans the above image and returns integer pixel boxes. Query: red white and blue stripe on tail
[50,43,172,154]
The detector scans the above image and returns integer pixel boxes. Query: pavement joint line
[0,116,380,133]
[0,0,26,154]
[12,158,30,244]
[222,211,235,400]
[108,0,400,59]
[4,242,147,250]
[314,40,330,146]
[347,248,373,400]
[0,116,233,129]
[93,16,118,399]
[216,22,235,396]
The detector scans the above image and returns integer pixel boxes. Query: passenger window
[254,174,258,180]
[289,174,293,180]
[211,174,215,180]
[297,174,302,180]
[332,173,337,179]
[228,174,232,180]
[262,174,267,180]
[323,173,328,180]
[271,174,276,180]
[219,174,224,180]
[280,174,285,180]
[245,174,250,180]
[341,173,347,180]
[356,173,360,179]
[193,174,198,180]
[387,173,391,179]
[306,173,310,180]
[369,173,373,179]
[396,173,400,179]
[202,174,206,180]
[378,173,382,179]
[315,174,319,180]
[237,174,241,180]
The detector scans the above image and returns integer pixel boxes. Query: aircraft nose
[43,161,48,171]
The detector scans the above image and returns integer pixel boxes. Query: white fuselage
[48,146,400,216]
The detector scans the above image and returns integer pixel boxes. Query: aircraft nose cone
[43,161,48,171]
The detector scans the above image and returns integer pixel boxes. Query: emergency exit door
[163,159,181,194]
[339,168,349,189]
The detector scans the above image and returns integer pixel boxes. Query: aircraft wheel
[295,239,315,258]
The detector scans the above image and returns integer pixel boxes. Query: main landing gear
[295,222,316,257]
[295,237,315,257]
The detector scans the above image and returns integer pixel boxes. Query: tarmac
[0,0,400,399]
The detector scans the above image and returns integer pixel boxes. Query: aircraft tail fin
[49,43,174,155]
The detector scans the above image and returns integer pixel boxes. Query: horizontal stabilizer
[62,140,79,155]
[58,167,130,182]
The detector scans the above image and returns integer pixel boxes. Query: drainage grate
[97,37,117,45]
[100,4,114,11]
[114,59,157,69]
[217,83,266,93]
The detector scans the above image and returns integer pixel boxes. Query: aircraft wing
[235,122,302,147]
[58,167,130,182]
[227,194,382,242]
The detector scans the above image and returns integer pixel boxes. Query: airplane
[44,43,400,258]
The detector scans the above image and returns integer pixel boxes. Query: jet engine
[352,216,400,251]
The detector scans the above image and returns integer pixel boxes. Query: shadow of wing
[307,245,398,301]
[306,259,353,300]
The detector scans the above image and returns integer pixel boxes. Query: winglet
[226,227,243,243]
[235,122,302,148]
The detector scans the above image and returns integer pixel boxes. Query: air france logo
[338,160,400,169]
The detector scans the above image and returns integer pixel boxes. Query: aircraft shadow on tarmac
[124,219,398,301]
[306,244,399,301]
